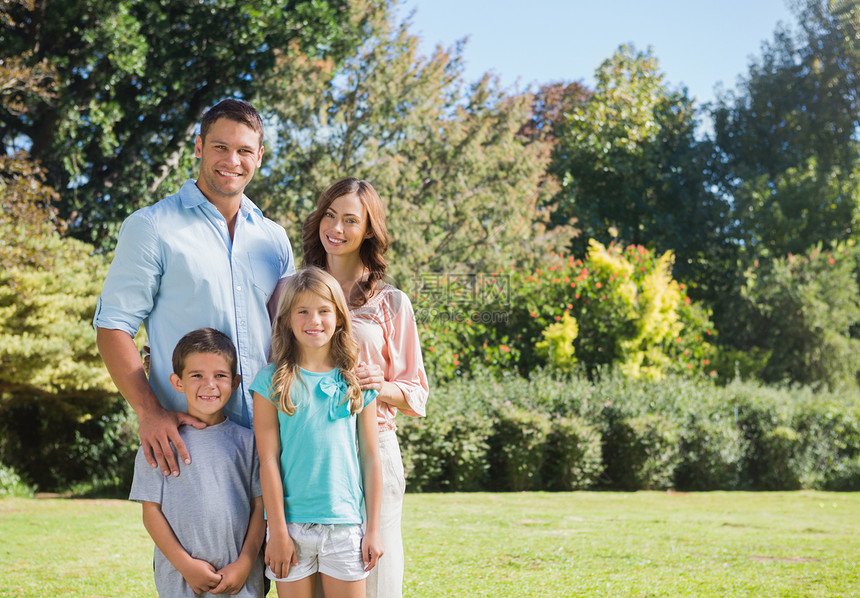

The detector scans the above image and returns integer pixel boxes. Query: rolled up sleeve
[93,211,162,337]
[386,294,429,418]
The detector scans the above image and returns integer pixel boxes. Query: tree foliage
[251,1,573,281]
[739,242,860,390]
[712,0,860,258]
[707,0,860,376]
[552,45,730,294]
[0,0,358,246]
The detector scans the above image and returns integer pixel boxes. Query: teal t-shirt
[250,364,377,524]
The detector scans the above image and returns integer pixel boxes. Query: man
[95,99,294,478]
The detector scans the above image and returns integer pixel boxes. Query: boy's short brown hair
[172,328,238,377]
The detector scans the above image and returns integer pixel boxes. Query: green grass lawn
[1,491,858,597]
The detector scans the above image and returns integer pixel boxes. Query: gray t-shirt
[129,419,264,597]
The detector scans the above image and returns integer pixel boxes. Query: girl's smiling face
[290,291,339,355]
[318,192,370,258]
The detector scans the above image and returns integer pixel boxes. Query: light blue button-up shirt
[94,180,294,428]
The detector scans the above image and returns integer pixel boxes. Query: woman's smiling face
[318,192,370,258]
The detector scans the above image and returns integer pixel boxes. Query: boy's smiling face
[169,352,240,426]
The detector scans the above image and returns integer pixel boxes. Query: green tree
[1,0,358,246]
[739,242,860,390]
[552,45,730,295]
[519,80,591,146]
[712,0,860,259]
[251,0,573,282]
[1,8,131,490]
[708,1,860,376]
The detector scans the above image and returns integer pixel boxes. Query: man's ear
[194,134,203,158]
[169,372,184,394]
[232,374,242,392]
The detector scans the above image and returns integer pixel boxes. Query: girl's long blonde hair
[269,266,363,416]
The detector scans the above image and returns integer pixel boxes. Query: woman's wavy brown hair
[268,266,363,416]
[302,177,390,308]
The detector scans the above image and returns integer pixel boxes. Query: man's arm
[97,327,203,476]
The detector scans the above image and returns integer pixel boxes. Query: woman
[303,177,429,598]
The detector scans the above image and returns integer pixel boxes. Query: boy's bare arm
[97,328,204,476]
[140,501,222,594]
[211,496,265,594]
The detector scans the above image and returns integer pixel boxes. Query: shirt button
[236,285,242,291]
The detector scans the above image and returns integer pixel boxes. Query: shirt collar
[178,179,263,220]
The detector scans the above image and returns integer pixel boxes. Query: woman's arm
[379,291,430,417]
[357,400,384,570]
[355,362,408,410]
[253,391,296,579]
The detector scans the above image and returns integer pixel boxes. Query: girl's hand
[179,557,222,595]
[361,529,384,572]
[356,362,384,391]
[265,528,298,580]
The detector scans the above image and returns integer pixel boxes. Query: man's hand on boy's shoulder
[138,406,205,477]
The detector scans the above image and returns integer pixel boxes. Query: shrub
[0,396,138,492]
[486,406,551,491]
[398,415,450,493]
[630,414,683,490]
[540,416,603,490]
[793,394,860,490]
[399,368,860,493]
[598,407,682,490]
[819,456,860,491]
[413,239,717,383]
[0,463,34,498]
[727,383,803,490]
[675,415,746,491]
[399,412,491,493]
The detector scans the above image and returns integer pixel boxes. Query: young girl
[251,266,383,598]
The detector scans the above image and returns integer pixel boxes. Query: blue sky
[397,0,797,107]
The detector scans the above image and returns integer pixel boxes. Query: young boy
[129,328,266,597]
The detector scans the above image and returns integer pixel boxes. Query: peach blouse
[350,283,429,431]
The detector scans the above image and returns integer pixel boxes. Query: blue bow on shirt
[319,376,352,420]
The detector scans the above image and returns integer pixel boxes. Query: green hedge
[398,369,860,492]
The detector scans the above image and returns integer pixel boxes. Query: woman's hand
[355,362,384,391]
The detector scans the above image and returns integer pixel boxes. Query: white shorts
[266,523,368,583]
